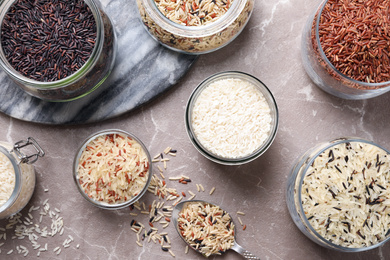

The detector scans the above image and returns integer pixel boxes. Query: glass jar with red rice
[302,0,390,99]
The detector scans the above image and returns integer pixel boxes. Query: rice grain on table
[238,216,243,226]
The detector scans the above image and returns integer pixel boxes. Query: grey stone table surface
[0,0,196,125]
[1,0,390,259]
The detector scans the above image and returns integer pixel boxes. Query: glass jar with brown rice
[136,0,254,54]
[0,138,44,219]
[302,0,390,99]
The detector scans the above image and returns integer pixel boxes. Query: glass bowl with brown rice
[302,0,390,99]
[286,137,390,252]
[185,71,278,165]
[136,0,254,54]
[73,129,152,210]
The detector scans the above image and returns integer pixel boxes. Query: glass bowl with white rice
[136,0,254,54]
[185,71,279,165]
[287,137,390,252]
[73,129,152,210]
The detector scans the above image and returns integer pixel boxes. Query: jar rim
[142,0,249,37]
[73,129,153,210]
[0,0,104,89]
[314,0,390,88]
[185,71,279,165]
[296,137,390,252]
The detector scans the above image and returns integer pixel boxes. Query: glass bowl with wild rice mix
[302,0,390,99]
[185,71,278,165]
[73,129,152,210]
[136,0,254,54]
[0,0,116,101]
[286,137,390,252]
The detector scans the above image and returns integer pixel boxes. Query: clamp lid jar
[0,137,44,219]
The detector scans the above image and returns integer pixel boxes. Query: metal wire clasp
[12,137,45,164]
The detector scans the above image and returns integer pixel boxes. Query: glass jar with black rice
[0,0,116,102]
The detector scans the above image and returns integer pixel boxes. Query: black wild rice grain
[1,0,97,82]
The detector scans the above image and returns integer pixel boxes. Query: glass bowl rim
[185,71,279,165]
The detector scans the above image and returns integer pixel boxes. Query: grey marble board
[0,0,197,125]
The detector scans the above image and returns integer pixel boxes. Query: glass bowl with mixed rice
[73,129,152,210]
[136,0,254,54]
[185,71,278,165]
[286,137,390,252]
[302,0,390,99]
